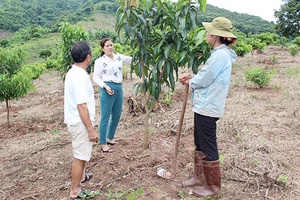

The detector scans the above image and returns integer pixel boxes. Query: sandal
[81,173,93,183]
[101,147,113,153]
[70,189,99,199]
[106,139,117,145]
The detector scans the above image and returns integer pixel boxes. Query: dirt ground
[0,46,299,200]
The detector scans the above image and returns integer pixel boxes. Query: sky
[207,0,283,22]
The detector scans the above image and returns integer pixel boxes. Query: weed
[276,175,288,186]
[269,54,278,64]
[161,92,175,105]
[50,128,60,141]
[288,44,299,57]
[284,67,300,77]
[105,189,125,199]
[126,187,144,200]
[219,154,224,168]
[77,190,100,199]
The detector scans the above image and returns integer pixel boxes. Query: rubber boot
[192,160,221,197]
[182,151,207,187]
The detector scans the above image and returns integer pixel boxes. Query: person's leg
[68,122,93,198]
[107,84,123,141]
[70,158,86,198]
[194,113,219,161]
[99,87,114,145]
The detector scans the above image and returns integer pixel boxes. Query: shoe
[101,147,113,153]
[106,140,117,145]
[70,188,99,199]
[81,173,93,183]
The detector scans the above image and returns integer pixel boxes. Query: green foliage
[245,37,266,58]
[39,49,52,60]
[0,39,10,48]
[244,67,271,88]
[253,32,279,46]
[288,44,299,57]
[45,58,62,70]
[116,0,209,101]
[0,67,35,127]
[232,41,252,57]
[24,64,46,79]
[274,0,300,38]
[116,0,209,149]
[160,92,175,105]
[198,5,275,35]
[276,175,288,186]
[89,28,118,41]
[292,36,300,46]
[278,36,290,49]
[126,187,144,200]
[104,189,125,199]
[10,26,52,43]
[0,47,27,75]
[95,1,119,13]
[59,22,89,75]
[219,154,224,168]
[0,0,99,32]
[78,190,100,199]
[0,47,35,127]
[284,66,300,77]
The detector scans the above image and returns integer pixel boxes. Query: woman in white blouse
[93,38,132,153]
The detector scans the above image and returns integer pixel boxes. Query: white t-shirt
[64,65,95,127]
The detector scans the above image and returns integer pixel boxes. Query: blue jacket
[189,44,237,118]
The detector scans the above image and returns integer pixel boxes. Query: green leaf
[179,51,187,63]
[199,0,207,13]
[195,30,206,46]
[164,44,172,58]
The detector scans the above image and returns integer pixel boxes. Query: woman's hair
[71,41,91,63]
[100,38,111,57]
[220,37,237,45]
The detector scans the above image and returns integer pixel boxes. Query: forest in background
[0,0,274,35]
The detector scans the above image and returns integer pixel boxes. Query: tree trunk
[6,99,10,128]
[143,102,150,150]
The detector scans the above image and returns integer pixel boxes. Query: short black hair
[220,37,237,45]
[71,41,91,63]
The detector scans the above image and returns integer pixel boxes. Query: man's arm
[77,103,98,142]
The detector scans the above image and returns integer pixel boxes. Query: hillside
[0,0,274,35]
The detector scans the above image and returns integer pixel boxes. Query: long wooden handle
[171,84,189,177]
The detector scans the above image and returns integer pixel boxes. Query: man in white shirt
[64,41,98,199]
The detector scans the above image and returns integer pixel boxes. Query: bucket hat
[202,17,237,38]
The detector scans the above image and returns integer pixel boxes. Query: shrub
[25,64,46,79]
[45,58,61,70]
[39,49,52,60]
[292,36,300,46]
[288,44,299,57]
[244,67,271,88]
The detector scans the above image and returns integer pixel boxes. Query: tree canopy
[274,0,300,38]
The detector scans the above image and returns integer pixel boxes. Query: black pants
[194,113,219,161]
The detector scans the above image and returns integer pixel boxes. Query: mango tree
[116,0,210,149]
[59,22,89,76]
[0,47,34,128]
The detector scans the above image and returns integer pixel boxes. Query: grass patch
[284,67,300,77]
[19,33,61,65]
